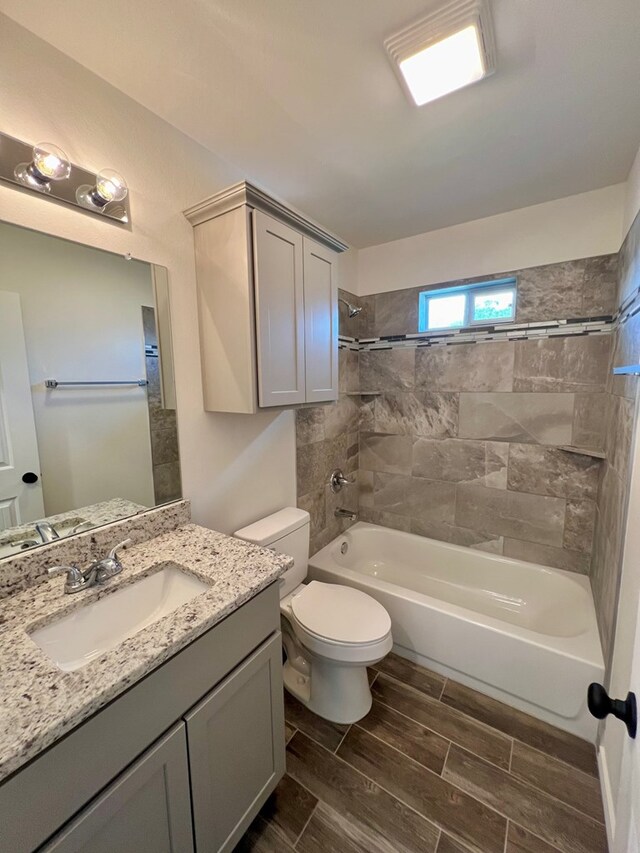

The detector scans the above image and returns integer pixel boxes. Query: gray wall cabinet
[0,584,283,853]
[185,181,345,414]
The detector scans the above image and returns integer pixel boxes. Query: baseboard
[597,744,616,850]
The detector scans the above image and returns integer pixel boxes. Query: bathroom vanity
[0,515,291,853]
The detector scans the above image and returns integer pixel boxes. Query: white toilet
[234,507,392,724]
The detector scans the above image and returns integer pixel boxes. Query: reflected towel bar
[45,379,148,389]
[612,365,640,376]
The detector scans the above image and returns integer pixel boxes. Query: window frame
[418,277,517,333]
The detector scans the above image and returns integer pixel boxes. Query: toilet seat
[287,581,393,663]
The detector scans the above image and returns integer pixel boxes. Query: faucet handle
[107,539,132,561]
[47,565,86,591]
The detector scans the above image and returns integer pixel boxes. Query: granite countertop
[0,523,291,783]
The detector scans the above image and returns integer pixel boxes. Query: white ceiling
[3,0,640,247]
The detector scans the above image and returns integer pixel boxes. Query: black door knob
[588,682,637,738]
[21,472,39,484]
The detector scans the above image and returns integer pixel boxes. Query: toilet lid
[291,581,391,644]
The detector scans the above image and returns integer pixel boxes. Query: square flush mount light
[385,0,496,106]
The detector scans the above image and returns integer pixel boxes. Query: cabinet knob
[588,682,637,738]
[22,472,39,484]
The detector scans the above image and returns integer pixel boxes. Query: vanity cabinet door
[303,237,338,403]
[41,724,194,853]
[253,210,306,407]
[186,633,285,853]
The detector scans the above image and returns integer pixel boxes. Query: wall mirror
[0,221,181,559]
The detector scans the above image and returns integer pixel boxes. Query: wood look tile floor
[235,654,608,853]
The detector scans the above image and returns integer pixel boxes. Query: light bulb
[14,142,71,192]
[94,169,128,204]
[32,143,71,181]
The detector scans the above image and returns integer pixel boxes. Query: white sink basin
[30,564,210,671]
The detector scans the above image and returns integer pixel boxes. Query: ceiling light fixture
[385,0,496,107]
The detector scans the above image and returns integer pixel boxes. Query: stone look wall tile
[458,393,575,445]
[564,500,596,554]
[507,444,600,501]
[582,254,618,316]
[374,473,457,524]
[572,394,606,449]
[515,260,586,323]
[513,336,610,394]
[374,287,420,336]
[455,484,566,547]
[415,343,514,393]
[412,438,507,489]
[360,432,413,475]
[503,539,590,573]
[374,392,459,438]
[360,349,415,393]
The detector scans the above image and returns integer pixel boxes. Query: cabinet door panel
[42,724,193,853]
[186,634,285,853]
[253,211,305,406]
[303,238,338,402]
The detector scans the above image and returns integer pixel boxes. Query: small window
[418,278,516,333]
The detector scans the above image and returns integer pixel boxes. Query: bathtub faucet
[335,507,357,521]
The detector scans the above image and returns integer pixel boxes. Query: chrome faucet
[47,539,132,594]
[335,507,357,521]
[35,522,60,544]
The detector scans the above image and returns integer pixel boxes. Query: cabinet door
[186,634,285,853]
[42,724,194,853]
[303,238,338,402]
[253,210,306,407]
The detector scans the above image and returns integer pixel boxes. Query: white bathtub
[308,522,604,741]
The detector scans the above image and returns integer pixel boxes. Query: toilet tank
[234,507,310,598]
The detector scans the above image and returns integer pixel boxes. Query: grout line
[369,670,379,689]
[442,741,452,777]
[293,729,443,842]
[506,820,566,853]
[508,739,514,773]
[438,677,447,701]
[333,723,352,754]
[293,800,318,849]
[445,742,607,831]
[435,828,442,852]
[285,724,298,746]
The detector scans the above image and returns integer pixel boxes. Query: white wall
[0,16,297,534]
[0,222,156,513]
[357,184,626,296]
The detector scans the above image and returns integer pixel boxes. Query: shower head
[339,297,362,318]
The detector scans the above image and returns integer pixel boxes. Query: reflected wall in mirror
[0,221,181,559]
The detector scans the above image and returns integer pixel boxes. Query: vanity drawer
[0,582,279,853]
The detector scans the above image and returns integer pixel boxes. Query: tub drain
[340,541,349,555]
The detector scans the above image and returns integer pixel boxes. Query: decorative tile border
[345,316,615,352]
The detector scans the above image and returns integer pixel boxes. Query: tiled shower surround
[591,209,640,661]
[296,240,640,658]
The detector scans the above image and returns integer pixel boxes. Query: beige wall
[0,222,156,513]
[0,16,296,534]
[357,185,626,296]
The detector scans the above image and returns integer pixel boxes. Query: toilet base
[283,655,373,724]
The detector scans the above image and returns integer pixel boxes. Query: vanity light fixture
[385,0,496,106]
[0,129,131,224]
[14,142,71,193]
